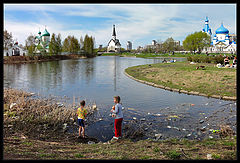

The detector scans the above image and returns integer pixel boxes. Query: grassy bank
[4,54,87,64]
[101,52,236,59]
[3,88,237,160]
[4,134,236,160]
[125,61,236,99]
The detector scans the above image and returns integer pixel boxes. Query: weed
[153,147,160,152]
[165,150,181,160]
[22,141,33,146]
[74,153,84,158]
[140,155,151,159]
[212,153,221,159]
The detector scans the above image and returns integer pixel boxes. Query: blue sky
[4,4,236,49]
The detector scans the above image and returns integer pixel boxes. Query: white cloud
[4,4,236,49]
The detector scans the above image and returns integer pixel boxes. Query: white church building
[107,25,121,52]
[201,17,236,54]
[4,41,27,56]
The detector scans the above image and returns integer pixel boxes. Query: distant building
[98,45,103,50]
[34,27,50,54]
[107,25,121,52]
[201,17,236,53]
[4,41,26,56]
[174,41,180,47]
[152,40,157,46]
[202,16,212,35]
[127,41,132,51]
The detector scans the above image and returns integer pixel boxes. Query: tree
[25,34,36,56]
[80,36,84,50]
[183,31,211,53]
[83,34,94,57]
[62,35,79,54]
[62,36,70,52]
[56,33,62,55]
[49,33,57,55]
[162,37,175,53]
[4,30,14,50]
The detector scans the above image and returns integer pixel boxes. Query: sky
[4,3,236,49]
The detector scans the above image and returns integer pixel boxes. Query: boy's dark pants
[114,118,123,137]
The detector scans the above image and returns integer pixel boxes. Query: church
[34,27,50,54]
[201,17,236,54]
[107,25,121,52]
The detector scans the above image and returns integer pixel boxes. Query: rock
[88,141,95,144]
[199,120,204,124]
[155,134,162,140]
[200,126,206,131]
[10,103,17,109]
[173,127,180,131]
[209,136,213,139]
[92,104,97,109]
[63,123,68,130]
[207,154,212,160]
[187,134,191,137]
[140,118,146,121]
[57,102,63,107]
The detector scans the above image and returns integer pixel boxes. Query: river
[4,56,236,142]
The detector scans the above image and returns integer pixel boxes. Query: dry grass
[3,88,97,140]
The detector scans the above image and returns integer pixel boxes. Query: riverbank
[125,61,236,100]
[4,133,236,160]
[3,88,237,160]
[3,54,87,64]
[101,52,235,59]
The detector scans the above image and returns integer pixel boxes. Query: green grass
[74,153,84,158]
[101,52,236,59]
[165,150,181,159]
[125,61,236,98]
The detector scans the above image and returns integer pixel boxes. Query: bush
[192,56,201,63]
[213,55,224,64]
[187,56,192,62]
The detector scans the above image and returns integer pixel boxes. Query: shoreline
[3,54,88,64]
[124,68,236,101]
[3,88,236,160]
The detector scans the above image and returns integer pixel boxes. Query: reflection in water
[114,56,116,91]
[4,56,236,141]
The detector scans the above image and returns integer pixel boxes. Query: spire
[112,24,116,36]
[205,16,209,22]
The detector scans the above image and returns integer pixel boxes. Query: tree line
[24,31,95,57]
[4,29,212,57]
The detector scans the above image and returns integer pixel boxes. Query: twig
[181,148,190,159]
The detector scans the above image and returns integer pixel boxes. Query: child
[110,96,123,140]
[76,100,87,138]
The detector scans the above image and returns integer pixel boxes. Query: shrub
[213,55,224,64]
[187,56,192,62]
[166,150,181,159]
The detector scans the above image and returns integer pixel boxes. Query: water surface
[4,56,236,141]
